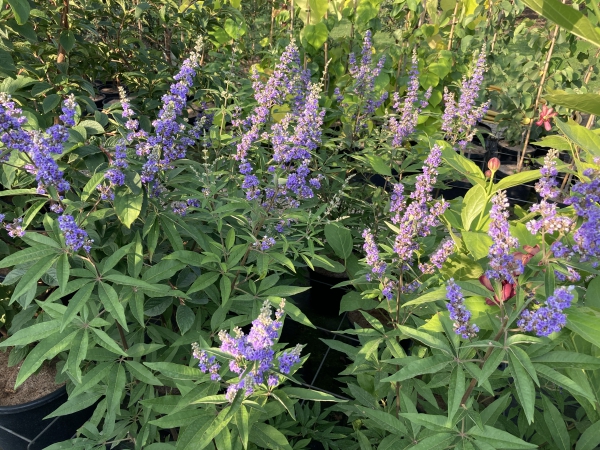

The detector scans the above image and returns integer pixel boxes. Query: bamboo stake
[56,0,70,64]
[447,1,460,51]
[517,24,560,172]
[290,0,295,39]
[324,0,329,91]
[270,0,276,46]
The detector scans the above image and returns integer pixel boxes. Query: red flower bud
[487,157,501,172]
[485,170,492,178]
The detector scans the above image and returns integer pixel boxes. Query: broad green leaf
[43,94,61,114]
[566,308,600,348]
[98,282,128,331]
[521,0,600,47]
[114,188,143,228]
[531,135,572,151]
[0,320,60,347]
[150,409,211,428]
[142,260,185,284]
[509,345,539,386]
[79,120,104,135]
[534,363,596,402]
[555,118,600,157]
[440,143,485,187]
[262,285,311,297]
[15,329,77,388]
[410,433,455,449]
[161,216,184,251]
[61,281,94,331]
[545,91,600,117]
[164,250,205,267]
[493,170,541,192]
[542,395,570,450]
[463,231,493,260]
[248,423,293,450]
[467,425,537,448]
[382,355,453,382]
[366,154,392,176]
[104,274,171,294]
[302,22,329,49]
[399,413,453,432]
[176,305,195,334]
[7,0,31,25]
[44,392,102,419]
[461,185,487,231]
[340,290,379,313]
[402,287,447,307]
[478,348,505,387]
[508,352,535,424]
[576,419,600,450]
[59,30,75,52]
[267,297,315,328]
[324,223,353,260]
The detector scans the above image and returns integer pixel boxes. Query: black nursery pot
[496,168,533,204]
[0,386,93,450]
[308,268,348,317]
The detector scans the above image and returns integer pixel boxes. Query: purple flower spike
[486,191,522,283]
[58,215,93,252]
[518,286,574,336]
[446,279,479,339]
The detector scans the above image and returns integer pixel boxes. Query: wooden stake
[56,0,70,64]
[447,1,460,51]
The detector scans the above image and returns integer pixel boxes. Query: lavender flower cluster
[446,279,479,339]
[362,145,451,299]
[193,300,302,402]
[518,286,574,336]
[442,46,490,151]
[58,215,93,252]
[235,43,324,208]
[486,191,523,283]
[388,52,431,147]
[0,93,74,194]
[344,30,388,121]
[527,150,573,236]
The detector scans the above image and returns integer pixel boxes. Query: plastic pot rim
[0,385,66,415]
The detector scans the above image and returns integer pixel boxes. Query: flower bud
[485,170,492,178]
[487,157,501,172]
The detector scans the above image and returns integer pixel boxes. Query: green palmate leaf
[187,272,220,295]
[467,425,537,449]
[103,274,171,294]
[71,362,113,397]
[266,298,314,328]
[479,348,505,387]
[0,246,57,269]
[262,285,310,297]
[248,423,293,450]
[128,233,143,278]
[521,0,600,47]
[61,281,94,332]
[11,254,58,302]
[56,253,69,293]
[461,185,487,231]
[555,118,600,157]
[508,352,535,424]
[396,326,452,354]
[21,232,61,249]
[366,154,392,176]
[493,170,541,192]
[235,406,249,449]
[165,250,205,267]
[0,320,61,347]
[161,216,184,251]
[98,282,128,331]
[534,363,596,402]
[324,223,353,260]
[542,395,570,450]
[382,355,453,382]
[509,345,539,386]
[44,391,102,419]
[125,360,163,386]
[106,363,126,429]
[447,365,465,423]
[355,406,407,435]
[399,413,453,432]
[65,328,88,383]
[82,172,106,202]
[531,351,600,369]
[481,393,512,425]
[220,276,232,304]
[15,329,77,388]
[100,242,133,275]
[46,278,93,302]
[177,396,241,450]
[90,327,127,356]
[280,387,342,402]
[402,287,447,307]
[545,91,600,117]
[7,0,31,25]
[150,410,212,429]
[576,419,600,450]
[411,433,455,450]
[271,390,296,420]
[142,259,185,284]
[114,188,143,228]
[144,362,203,380]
